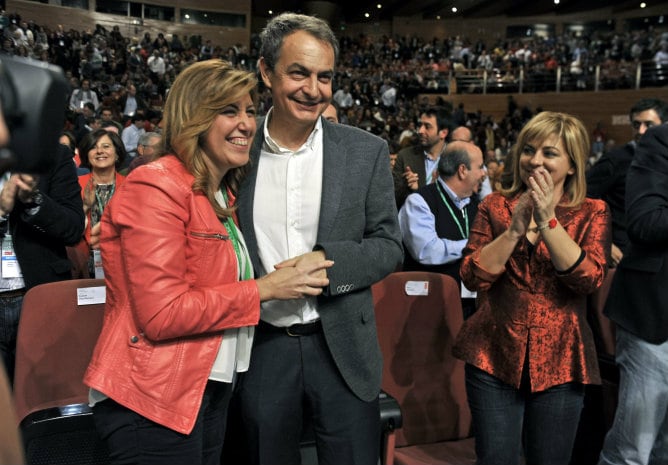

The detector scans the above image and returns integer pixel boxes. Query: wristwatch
[23,190,44,215]
[537,217,558,231]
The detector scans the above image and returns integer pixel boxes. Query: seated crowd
[0,8,666,465]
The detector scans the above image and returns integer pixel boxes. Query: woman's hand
[89,222,101,250]
[527,168,556,225]
[82,177,96,214]
[507,190,533,239]
[257,255,334,301]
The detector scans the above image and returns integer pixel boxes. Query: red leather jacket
[84,155,260,434]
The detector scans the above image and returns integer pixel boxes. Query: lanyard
[94,182,115,219]
[220,190,251,281]
[436,181,468,239]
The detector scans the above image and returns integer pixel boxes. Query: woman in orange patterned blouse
[453,111,611,465]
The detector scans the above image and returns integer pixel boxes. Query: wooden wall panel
[425,88,668,147]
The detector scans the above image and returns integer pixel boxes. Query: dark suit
[604,126,668,343]
[236,117,403,464]
[586,142,635,252]
[1,144,85,381]
[11,145,85,289]
[599,124,668,465]
[392,144,427,209]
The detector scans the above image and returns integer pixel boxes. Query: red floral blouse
[453,192,611,392]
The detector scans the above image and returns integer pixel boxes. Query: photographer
[0,56,85,384]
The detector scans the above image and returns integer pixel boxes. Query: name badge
[1,235,22,278]
[93,249,105,279]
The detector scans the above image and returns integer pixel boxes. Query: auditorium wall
[6,0,251,50]
[425,88,668,148]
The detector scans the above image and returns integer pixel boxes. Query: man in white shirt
[121,113,146,160]
[69,79,99,112]
[236,13,402,465]
[146,50,165,78]
[332,84,353,109]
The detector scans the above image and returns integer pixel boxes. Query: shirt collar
[438,177,471,210]
[263,108,322,154]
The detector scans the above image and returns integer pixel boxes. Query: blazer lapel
[237,120,265,274]
[317,121,345,243]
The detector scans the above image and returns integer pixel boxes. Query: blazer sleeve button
[130,335,139,343]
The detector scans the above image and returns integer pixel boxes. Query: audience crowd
[0,9,666,172]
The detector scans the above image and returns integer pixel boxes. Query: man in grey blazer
[598,124,668,465]
[236,13,403,465]
[392,106,452,209]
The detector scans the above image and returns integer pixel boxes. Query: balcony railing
[429,61,667,94]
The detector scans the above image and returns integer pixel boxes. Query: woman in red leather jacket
[453,111,611,465]
[84,59,333,465]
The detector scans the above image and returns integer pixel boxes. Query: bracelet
[536,217,558,231]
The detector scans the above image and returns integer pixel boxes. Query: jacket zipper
[190,231,229,240]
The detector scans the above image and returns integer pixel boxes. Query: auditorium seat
[372,271,476,465]
[13,279,109,465]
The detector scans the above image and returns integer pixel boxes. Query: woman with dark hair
[454,111,611,465]
[77,129,126,276]
[84,59,332,464]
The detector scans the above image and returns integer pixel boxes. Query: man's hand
[15,174,40,204]
[0,174,40,216]
[610,243,623,268]
[274,250,329,279]
[403,165,419,191]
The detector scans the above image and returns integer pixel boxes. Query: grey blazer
[237,117,403,401]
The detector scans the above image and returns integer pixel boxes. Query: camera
[0,54,69,173]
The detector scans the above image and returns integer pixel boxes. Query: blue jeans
[465,364,585,465]
[0,293,24,384]
[598,327,668,465]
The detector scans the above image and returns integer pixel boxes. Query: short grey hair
[438,146,471,178]
[138,131,161,147]
[259,13,339,71]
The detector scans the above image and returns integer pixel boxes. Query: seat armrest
[379,390,403,431]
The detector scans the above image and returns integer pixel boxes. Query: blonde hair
[161,59,256,218]
[501,111,589,208]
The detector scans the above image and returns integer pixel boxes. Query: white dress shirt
[253,111,324,326]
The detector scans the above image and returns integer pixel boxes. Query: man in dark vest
[398,140,486,318]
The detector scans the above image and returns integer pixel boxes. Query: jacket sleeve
[555,201,611,295]
[460,196,504,291]
[103,165,260,342]
[20,144,85,246]
[585,153,616,199]
[625,125,668,247]
[317,138,403,296]
[392,151,411,209]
